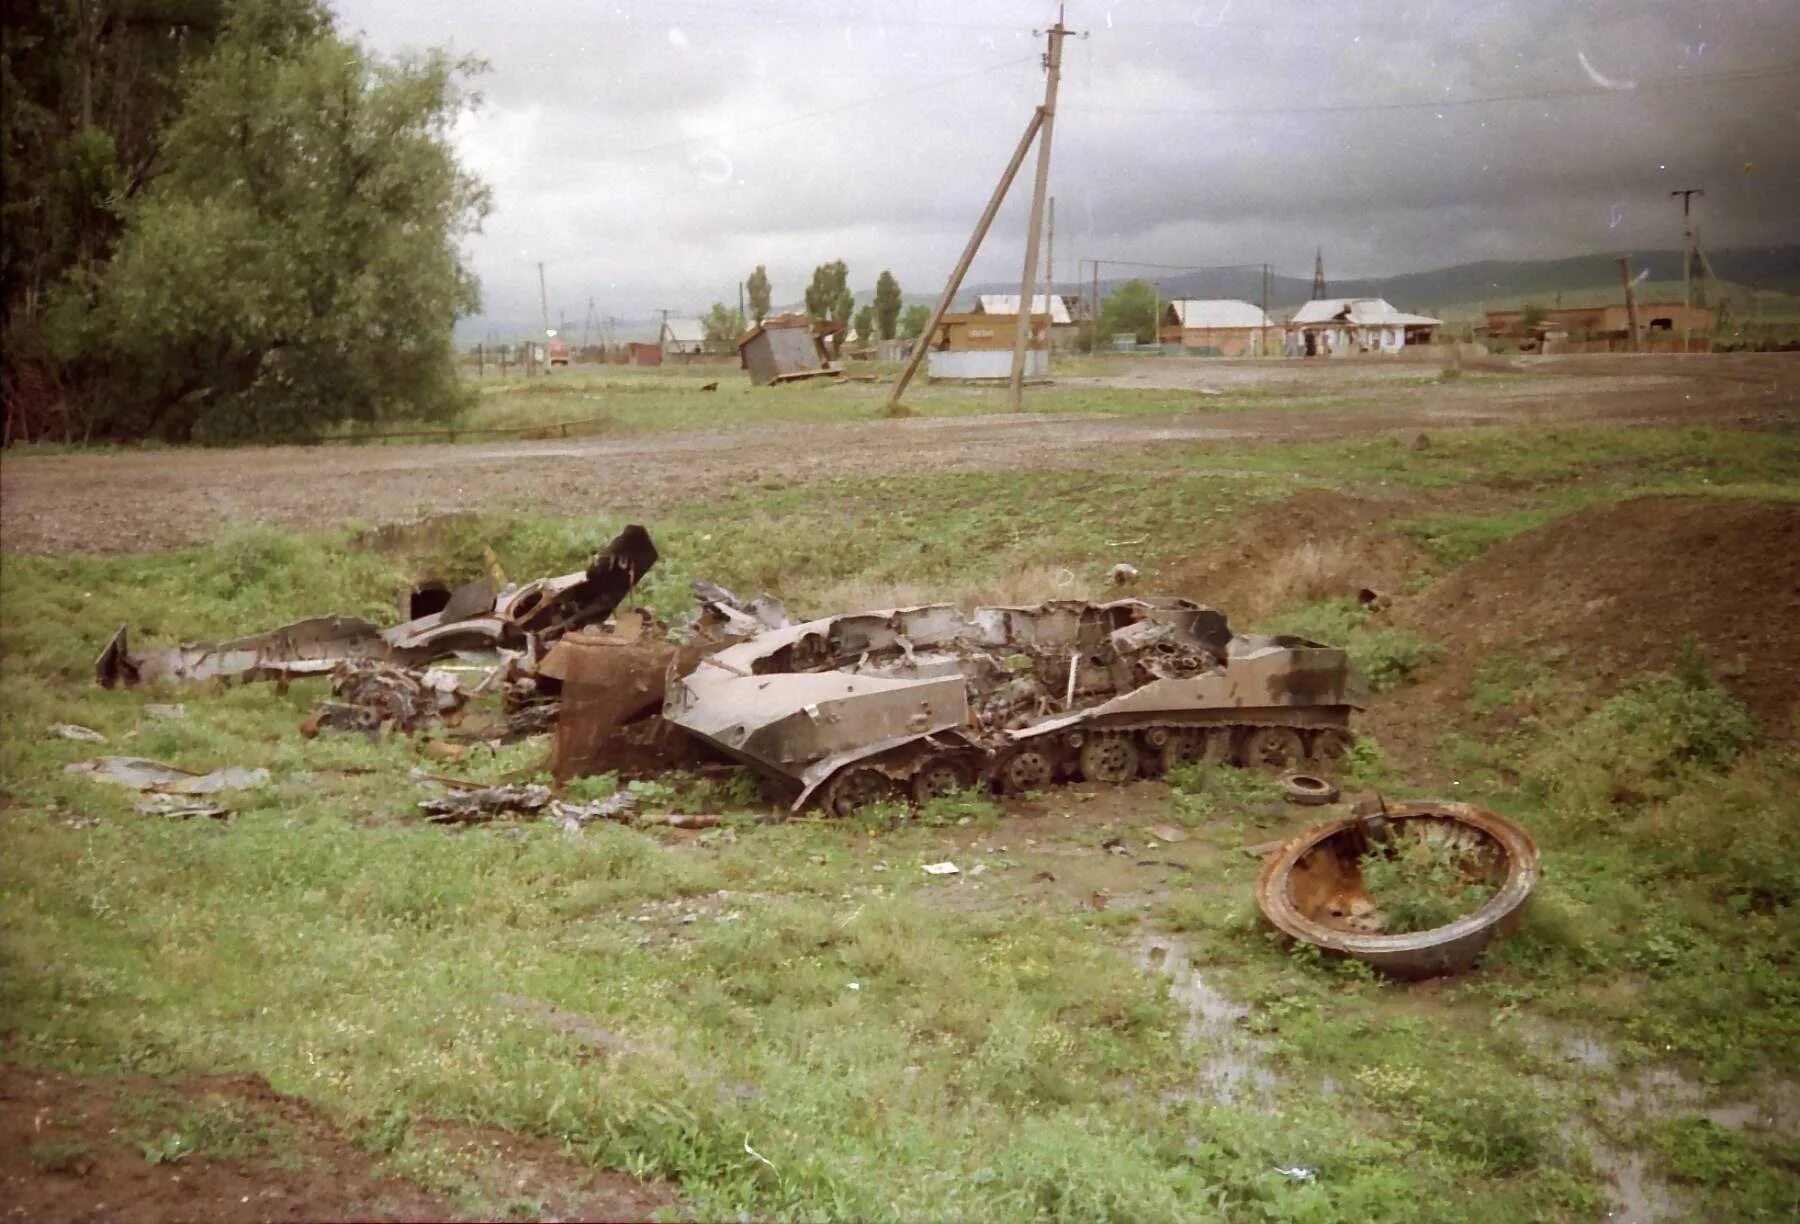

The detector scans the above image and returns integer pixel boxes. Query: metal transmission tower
[1670,188,1704,351]
[1311,247,1327,300]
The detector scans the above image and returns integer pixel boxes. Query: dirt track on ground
[3,353,1795,554]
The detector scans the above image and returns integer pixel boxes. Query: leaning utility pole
[1007,11,1069,409]
[1670,188,1703,352]
[884,113,1046,410]
[1045,196,1056,312]
[1616,255,1641,352]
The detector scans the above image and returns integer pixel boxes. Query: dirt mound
[1156,488,1436,621]
[1397,495,1800,735]
[1,1062,676,1222]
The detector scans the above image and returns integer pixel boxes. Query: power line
[605,53,1037,160]
[1076,60,1800,118]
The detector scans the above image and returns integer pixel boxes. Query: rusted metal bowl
[1254,801,1539,979]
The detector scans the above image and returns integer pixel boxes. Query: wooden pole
[1617,255,1640,353]
[885,108,1045,412]
[1007,13,1068,409]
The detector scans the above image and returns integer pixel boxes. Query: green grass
[4,419,1799,1219]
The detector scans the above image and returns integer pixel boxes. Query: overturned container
[1254,801,1540,978]
[664,597,1366,815]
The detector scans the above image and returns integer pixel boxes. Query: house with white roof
[660,317,706,358]
[1159,299,1275,356]
[1285,298,1441,356]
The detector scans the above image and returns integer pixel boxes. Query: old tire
[1281,772,1340,806]
[1244,726,1306,772]
[998,747,1056,794]
[1309,728,1354,767]
[911,755,973,805]
[822,766,895,817]
[1078,734,1141,784]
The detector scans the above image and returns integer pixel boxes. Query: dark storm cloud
[329,0,1800,327]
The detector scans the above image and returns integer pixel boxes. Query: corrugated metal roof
[1287,298,1441,327]
[1165,299,1271,329]
[662,318,707,343]
[974,294,1073,325]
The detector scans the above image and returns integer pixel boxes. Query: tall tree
[804,260,852,328]
[46,7,489,441]
[873,269,902,341]
[1097,279,1159,345]
[852,303,874,343]
[899,303,931,340]
[745,264,770,324]
[703,301,744,343]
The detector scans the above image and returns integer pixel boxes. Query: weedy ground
[2,390,1798,1220]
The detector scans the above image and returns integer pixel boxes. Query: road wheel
[1078,733,1141,784]
[821,766,896,817]
[1244,726,1306,772]
[998,747,1056,794]
[911,755,973,805]
[1309,728,1354,767]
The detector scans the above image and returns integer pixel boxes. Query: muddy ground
[3,353,1795,554]
[0,1064,676,1223]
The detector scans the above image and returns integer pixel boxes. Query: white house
[1286,298,1441,356]
[660,317,706,357]
[1160,299,1276,356]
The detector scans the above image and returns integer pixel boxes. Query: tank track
[816,718,1355,817]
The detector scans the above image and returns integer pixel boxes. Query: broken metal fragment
[1253,801,1539,978]
[302,661,465,737]
[64,756,270,795]
[418,783,553,824]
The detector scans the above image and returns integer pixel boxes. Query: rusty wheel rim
[826,767,892,816]
[1001,749,1054,793]
[1248,727,1304,770]
[911,758,970,804]
[1079,735,1139,784]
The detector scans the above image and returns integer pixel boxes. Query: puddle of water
[1131,933,1276,1109]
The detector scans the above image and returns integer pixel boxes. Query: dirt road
[4,353,1794,554]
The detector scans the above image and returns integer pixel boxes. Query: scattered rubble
[418,783,553,825]
[1253,801,1539,977]
[51,723,106,742]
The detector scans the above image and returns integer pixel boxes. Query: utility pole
[1046,195,1056,315]
[1260,263,1271,358]
[885,111,1046,411]
[1670,188,1703,353]
[1091,260,1100,352]
[1616,254,1641,352]
[738,281,745,331]
[1007,9,1068,409]
[537,262,550,335]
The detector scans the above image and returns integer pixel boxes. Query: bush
[1527,661,1757,818]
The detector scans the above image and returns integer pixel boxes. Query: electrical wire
[1074,61,1800,118]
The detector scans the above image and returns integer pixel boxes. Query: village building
[660,317,706,359]
[974,293,1080,350]
[925,311,1052,380]
[1482,301,1712,342]
[737,313,840,386]
[1158,299,1275,356]
[1286,298,1441,356]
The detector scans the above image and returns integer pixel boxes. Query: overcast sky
[327,0,1800,330]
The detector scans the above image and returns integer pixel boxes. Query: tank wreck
[665,597,1367,815]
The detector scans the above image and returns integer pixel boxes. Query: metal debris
[1253,801,1540,978]
[51,723,106,742]
[95,525,658,688]
[132,795,231,821]
[64,756,270,795]
[302,661,465,736]
[418,783,553,825]
[921,862,961,875]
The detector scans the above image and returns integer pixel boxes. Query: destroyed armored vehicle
[665,597,1367,815]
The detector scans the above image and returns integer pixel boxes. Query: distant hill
[967,244,1800,316]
